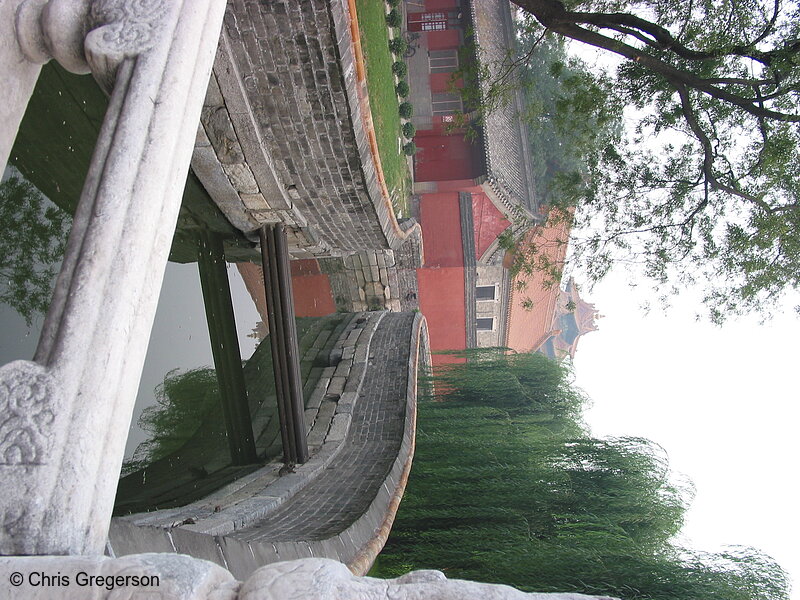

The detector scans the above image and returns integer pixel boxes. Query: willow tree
[380,398,790,600]
[0,175,70,326]
[502,0,800,321]
[430,348,587,418]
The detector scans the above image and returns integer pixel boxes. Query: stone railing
[0,555,618,600]
[0,0,228,556]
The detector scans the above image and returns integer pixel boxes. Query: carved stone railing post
[0,0,227,556]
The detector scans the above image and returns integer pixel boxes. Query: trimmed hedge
[402,141,418,155]
[392,61,408,77]
[395,80,410,97]
[386,9,401,27]
[402,122,416,138]
[389,37,408,56]
[398,101,413,119]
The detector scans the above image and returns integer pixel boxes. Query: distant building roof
[503,219,600,358]
[504,218,571,353]
[554,278,601,359]
[467,0,538,217]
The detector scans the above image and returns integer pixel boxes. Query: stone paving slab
[109,311,428,579]
[230,312,414,544]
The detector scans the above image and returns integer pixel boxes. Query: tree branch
[671,80,776,213]
[510,0,800,122]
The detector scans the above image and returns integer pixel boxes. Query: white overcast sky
[554,26,798,597]
[572,270,799,597]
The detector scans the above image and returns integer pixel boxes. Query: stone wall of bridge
[192,0,423,259]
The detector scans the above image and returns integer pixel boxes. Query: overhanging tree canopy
[503,0,800,321]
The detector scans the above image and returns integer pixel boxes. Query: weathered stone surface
[0,554,236,600]
[0,555,620,600]
[223,162,260,194]
[196,0,423,256]
[240,192,269,211]
[0,0,228,556]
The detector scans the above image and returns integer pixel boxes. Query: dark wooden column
[197,231,257,465]
[259,224,309,464]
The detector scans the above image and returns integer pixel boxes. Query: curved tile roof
[468,0,538,215]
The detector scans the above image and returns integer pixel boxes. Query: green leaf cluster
[122,367,221,474]
[378,353,791,599]
[490,0,800,322]
[0,175,71,326]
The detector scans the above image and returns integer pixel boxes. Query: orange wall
[417,267,466,363]
[291,258,323,277]
[419,192,463,267]
[237,262,335,320]
[291,274,336,317]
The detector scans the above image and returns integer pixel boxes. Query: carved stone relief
[0,361,58,466]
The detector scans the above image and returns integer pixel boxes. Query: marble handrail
[0,0,227,556]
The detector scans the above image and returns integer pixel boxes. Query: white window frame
[476,317,495,331]
[476,284,499,302]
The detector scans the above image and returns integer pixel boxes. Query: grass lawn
[354,0,412,218]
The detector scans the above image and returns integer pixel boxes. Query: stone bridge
[195,0,422,259]
[108,311,429,577]
[1,0,424,582]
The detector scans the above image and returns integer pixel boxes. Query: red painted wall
[415,133,480,182]
[417,267,466,365]
[291,274,336,317]
[290,258,323,277]
[429,72,463,93]
[435,179,481,193]
[427,29,461,50]
[472,193,511,260]
[419,192,463,267]
[421,0,459,10]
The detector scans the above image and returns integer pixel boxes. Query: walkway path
[232,312,415,543]
[109,311,427,578]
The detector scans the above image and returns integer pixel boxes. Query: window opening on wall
[408,10,462,32]
[429,49,458,73]
[476,285,497,301]
[476,317,495,331]
[431,92,462,115]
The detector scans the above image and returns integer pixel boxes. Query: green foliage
[123,368,220,473]
[402,142,417,155]
[398,101,413,118]
[483,1,800,322]
[392,61,408,77]
[386,0,400,6]
[389,37,408,56]
[402,122,416,138]
[0,175,71,326]
[429,348,587,419]
[385,9,401,28]
[353,0,411,217]
[395,80,410,98]
[515,35,622,212]
[380,361,791,599]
